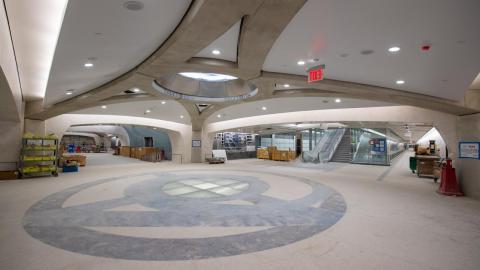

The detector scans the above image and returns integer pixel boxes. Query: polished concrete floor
[1,152,479,269]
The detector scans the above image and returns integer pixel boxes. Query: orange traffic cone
[437,159,463,196]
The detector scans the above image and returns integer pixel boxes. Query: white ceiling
[34,0,480,107]
[263,0,480,101]
[207,97,394,123]
[5,0,68,101]
[470,73,480,90]
[195,21,240,62]
[73,100,191,124]
[45,0,191,106]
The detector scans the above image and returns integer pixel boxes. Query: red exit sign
[308,65,325,83]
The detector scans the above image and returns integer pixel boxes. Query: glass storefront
[351,128,388,165]
[301,129,325,152]
[259,133,295,150]
[213,127,406,164]
[350,128,406,165]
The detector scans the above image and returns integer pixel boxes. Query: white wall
[0,0,22,119]
[0,1,24,170]
[416,128,447,158]
[457,113,480,199]
[0,120,23,170]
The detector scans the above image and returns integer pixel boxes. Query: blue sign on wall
[371,138,386,153]
[67,144,75,153]
[459,142,480,159]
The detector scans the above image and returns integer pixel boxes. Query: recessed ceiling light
[217,114,221,118]
[161,101,166,104]
[297,60,305,66]
[145,109,151,113]
[65,90,74,95]
[261,106,267,111]
[101,105,107,109]
[388,46,401,53]
[212,49,221,55]
[360,49,374,55]
[396,80,405,85]
[123,1,144,11]
[284,84,290,88]
[180,115,184,119]
[84,62,94,68]
[132,88,140,92]
[335,98,341,103]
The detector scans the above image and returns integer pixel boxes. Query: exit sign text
[308,66,324,83]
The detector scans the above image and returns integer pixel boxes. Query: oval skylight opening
[178,72,237,82]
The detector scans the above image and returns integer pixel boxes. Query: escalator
[302,128,345,163]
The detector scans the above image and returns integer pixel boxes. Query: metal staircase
[331,130,352,163]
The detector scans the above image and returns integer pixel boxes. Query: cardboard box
[0,171,18,180]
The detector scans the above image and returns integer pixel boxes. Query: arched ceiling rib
[25,0,480,123]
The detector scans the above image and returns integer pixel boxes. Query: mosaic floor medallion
[23,170,346,260]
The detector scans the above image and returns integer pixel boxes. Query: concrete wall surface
[0,1,22,120]
[0,120,23,170]
[457,113,480,199]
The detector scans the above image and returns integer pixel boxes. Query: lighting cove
[178,72,237,82]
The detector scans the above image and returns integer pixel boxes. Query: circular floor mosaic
[23,170,346,261]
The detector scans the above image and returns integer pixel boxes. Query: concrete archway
[45,114,193,163]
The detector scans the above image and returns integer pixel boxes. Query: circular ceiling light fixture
[283,84,290,88]
[145,109,151,113]
[360,49,374,55]
[161,101,166,104]
[84,62,94,68]
[212,49,221,55]
[65,89,74,95]
[180,115,184,119]
[335,98,341,103]
[396,80,405,85]
[261,106,267,111]
[178,72,237,82]
[132,88,140,92]
[388,46,401,53]
[217,114,221,118]
[101,105,107,109]
[123,1,144,11]
[297,60,305,66]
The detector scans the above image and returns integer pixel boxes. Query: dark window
[144,137,153,147]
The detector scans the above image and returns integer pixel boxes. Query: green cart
[409,156,417,173]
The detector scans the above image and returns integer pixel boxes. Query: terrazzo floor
[1,152,479,269]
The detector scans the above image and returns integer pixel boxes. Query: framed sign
[192,140,201,147]
[459,142,480,159]
[371,138,386,153]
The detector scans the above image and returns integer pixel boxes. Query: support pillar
[24,119,46,136]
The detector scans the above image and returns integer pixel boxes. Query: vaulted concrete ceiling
[24,0,480,124]
[45,0,191,106]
